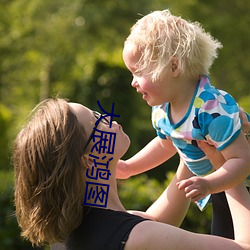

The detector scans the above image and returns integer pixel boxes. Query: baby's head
[124,9,222,81]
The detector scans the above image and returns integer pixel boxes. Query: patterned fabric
[152,75,241,176]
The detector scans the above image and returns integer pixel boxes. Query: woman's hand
[239,107,250,141]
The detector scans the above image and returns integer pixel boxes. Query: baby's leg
[146,159,193,226]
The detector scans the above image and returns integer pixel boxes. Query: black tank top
[66,206,148,250]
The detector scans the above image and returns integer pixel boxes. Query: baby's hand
[177,176,211,202]
[116,160,131,179]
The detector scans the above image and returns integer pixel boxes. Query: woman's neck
[83,160,126,212]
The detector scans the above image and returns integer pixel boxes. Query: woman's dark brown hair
[13,98,87,246]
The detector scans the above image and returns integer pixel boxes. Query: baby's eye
[133,71,142,77]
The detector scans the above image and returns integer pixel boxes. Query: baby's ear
[170,57,180,76]
[82,155,93,169]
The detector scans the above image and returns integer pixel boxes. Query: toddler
[118,9,250,238]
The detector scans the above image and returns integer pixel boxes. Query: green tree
[186,0,250,101]
[0,1,249,248]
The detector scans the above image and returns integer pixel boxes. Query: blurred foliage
[119,174,164,211]
[0,171,43,250]
[239,95,250,112]
[118,172,212,234]
[1,0,249,169]
[0,0,249,248]
[0,104,12,169]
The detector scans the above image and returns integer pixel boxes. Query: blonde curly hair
[13,98,87,246]
[125,9,222,81]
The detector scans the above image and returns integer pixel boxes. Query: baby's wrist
[123,161,132,178]
[203,176,215,194]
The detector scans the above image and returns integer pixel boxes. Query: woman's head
[68,102,130,159]
[124,9,222,81]
[14,98,89,246]
[13,98,130,246]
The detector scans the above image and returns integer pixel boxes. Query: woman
[13,98,250,249]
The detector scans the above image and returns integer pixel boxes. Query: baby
[118,9,250,235]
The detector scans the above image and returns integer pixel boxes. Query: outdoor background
[0,0,249,249]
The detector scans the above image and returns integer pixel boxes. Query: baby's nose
[131,77,138,88]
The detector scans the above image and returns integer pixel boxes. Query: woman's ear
[81,154,93,169]
[170,57,180,77]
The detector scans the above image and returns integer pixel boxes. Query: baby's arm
[116,136,177,179]
[178,132,250,201]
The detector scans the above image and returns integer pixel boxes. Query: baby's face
[123,43,174,106]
